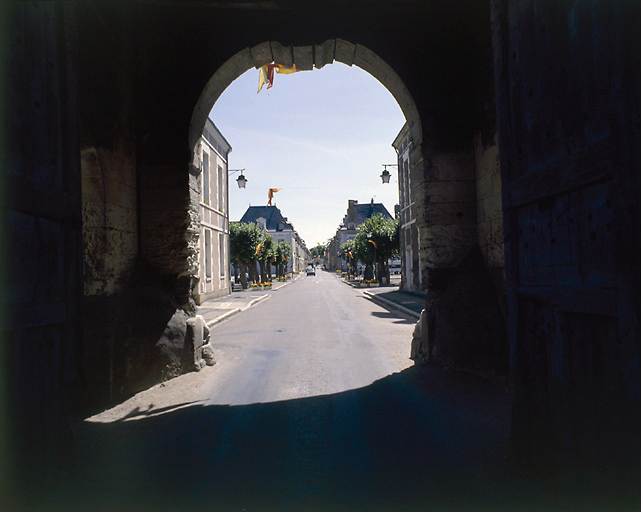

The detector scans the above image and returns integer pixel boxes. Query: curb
[206,294,271,329]
[244,294,270,310]
[362,290,422,320]
[206,308,242,329]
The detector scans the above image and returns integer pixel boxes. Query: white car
[306,266,315,276]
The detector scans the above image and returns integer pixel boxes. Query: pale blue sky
[210,62,406,248]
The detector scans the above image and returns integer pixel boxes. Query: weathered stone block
[426,181,476,204]
[335,39,355,66]
[314,40,335,69]
[423,201,477,226]
[483,195,503,222]
[422,224,477,248]
[82,202,105,228]
[427,152,475,182]
[105,203,137,232]
[250,41,273,68]
[202,344,216,366]
[293,45,313,70]
[104,175,136,209]
[476,171,494,200]
[410,309,432,363]
[270,41,293,67]
[484,242,505,268]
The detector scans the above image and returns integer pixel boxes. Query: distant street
[48,272,561,512]
[202,270,415,406]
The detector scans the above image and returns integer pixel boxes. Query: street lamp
[228,169,248,188]
[380,164,398,184]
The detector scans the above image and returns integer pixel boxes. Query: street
[46,272,562,512]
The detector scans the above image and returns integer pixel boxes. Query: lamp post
[380,164,398,184]
[228,169,248,188]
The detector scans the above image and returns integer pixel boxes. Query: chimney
[371,198,374,205]
[347,199,357,222]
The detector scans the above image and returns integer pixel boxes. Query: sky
[209,62,407,249]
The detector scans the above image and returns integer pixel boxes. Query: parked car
[306,266,315,276]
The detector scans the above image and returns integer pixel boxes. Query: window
[219,233,225,278]
[203,152,210,205]
[404,159,410,205]
[204,229,212,278]
[218,165,224,211]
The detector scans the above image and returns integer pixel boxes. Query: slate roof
[345,202,393,225]
[239,205,292,231]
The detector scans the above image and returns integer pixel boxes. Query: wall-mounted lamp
[228,169,248,189]
[380,164,398,184]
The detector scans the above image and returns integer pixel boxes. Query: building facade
[328,199,393,271]
[393,123,423,291]
[239,205,308,273]
[195,119,232,303]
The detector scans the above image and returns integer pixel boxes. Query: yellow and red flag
[255,243,263,255]
[257,65,270,93]
[258,63,299,93]
[368,240,378,249]
[267,188,281,206]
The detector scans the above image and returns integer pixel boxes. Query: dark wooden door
[493,0,641,476]
[2,3,82,488]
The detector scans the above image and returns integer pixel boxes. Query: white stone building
[239,205,308,273]
[327,199,393,271]
[195,118,232,303]
[393,122,423,291]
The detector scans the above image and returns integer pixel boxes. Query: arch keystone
[270,41,293,67]
[293,46,313,70]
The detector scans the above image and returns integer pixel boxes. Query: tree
[339,239,357,279]
[230,222,262,289]
[274,241,291,279]
[353,214,399,284]
[256,233,275,283]
[310,243,325,266]
[310,244,324,257]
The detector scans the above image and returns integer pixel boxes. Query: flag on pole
[257,65,270,93]
[275,64,298,75]
[255,243,263,255]
[368,240,378,249]
[267,188,281,206]
[258,63,299,93]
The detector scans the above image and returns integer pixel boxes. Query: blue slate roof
[239,205,292,231]
[346,202,393,225]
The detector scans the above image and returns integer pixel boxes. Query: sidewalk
[339,273,425,320]
[196,277,295,329]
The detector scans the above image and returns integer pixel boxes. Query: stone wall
[81,148,137,296]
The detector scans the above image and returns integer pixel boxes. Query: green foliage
[352,214,399,282]
[275,241,291,264]
[257,233,275,263]
[230,222,262,265]
[310,244,324,258]
[353,214,399,262]
[339,239,355,260]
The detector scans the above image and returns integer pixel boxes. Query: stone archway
[188,39,422,156]
[186,39,425,308]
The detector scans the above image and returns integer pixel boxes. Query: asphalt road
[40,272,601,512]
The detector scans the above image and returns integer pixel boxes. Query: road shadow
[369,310,417,324]
[29,365,640,512]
